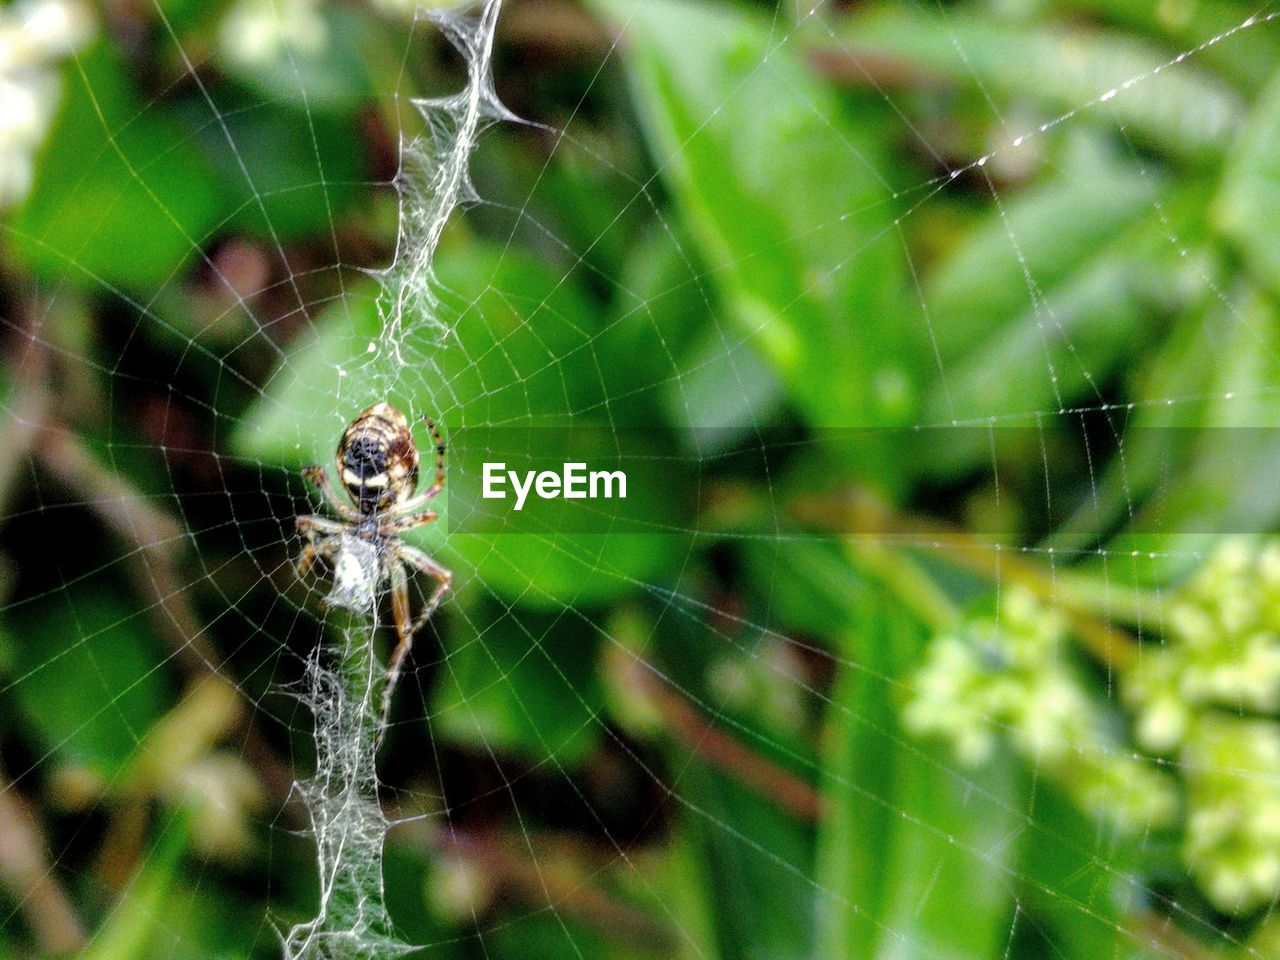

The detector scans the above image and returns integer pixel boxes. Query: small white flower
[15,0,93,61]
[369,0,422,18]
[0,0,92,208]
[1133,695,1187,754]
[1168,601,1213,645]
[220,0,328,69]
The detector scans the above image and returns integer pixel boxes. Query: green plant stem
[605,644,823,821]
[1050,569,1169,628]
[784,485,1139,668]
[845,540,959,632]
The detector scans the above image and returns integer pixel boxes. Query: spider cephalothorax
[338,402,420,514]
[296,402,451,739]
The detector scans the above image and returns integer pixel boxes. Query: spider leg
[387,416,446,517]
[376,544,452,743]
[377,510,438,537]
[302,464,360,522]
[296,514,349,537]
[379,558,416,741]
[396,543,453,632]
[296,533,341,579]
[388,488,441,518]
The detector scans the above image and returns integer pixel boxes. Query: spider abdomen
[337,402,420,514]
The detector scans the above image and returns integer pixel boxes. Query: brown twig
[392,814,674,952]
[0,763,87,955]
[1135,912,1217,960]
[33,422,304,822]
[502,0,611,56]
[786,487,1138,669]
[806,46,947,90]
[0,298,51,511]
[3,311,300,826]
[604,645,822,822]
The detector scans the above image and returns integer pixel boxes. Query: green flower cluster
[1179,717,1280,915]
[903,585,1177,833]
[1126,539,1280,752]
[1123,538,1280,914]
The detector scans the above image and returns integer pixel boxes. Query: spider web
[1,0,1280,958]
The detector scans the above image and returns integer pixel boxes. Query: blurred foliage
[3,0,1280,958]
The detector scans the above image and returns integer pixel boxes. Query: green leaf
[575,212,752,431]
[920,137,1159,366]
[1047,259,1222,553]
[481,913,613,960]
[476,126,653,291]
[661,326,783,454]
[1049,0,1280,91]
[8,585,172,777]
[183,93,365,243]
[816,588,1020,959]
[601,220,711,394]
[8,41,223,291]
[79,813,190,960]
[923,235,1163,429]
[692,768,815,960]
[741,538,867,641]
[829,5,1243,159]
[592,0,918,488]
[121,878,264,960]
[1107,287,1280,583]
[651,818,722,960]
[1015,785,1165,959]
[430,602,604,767]
[382,846,460,953]
[1216,64,1280,298]
[915,143,1192,474]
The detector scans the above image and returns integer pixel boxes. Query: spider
[295,402,451,738]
